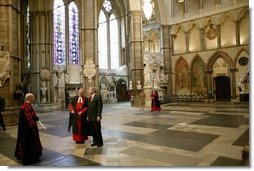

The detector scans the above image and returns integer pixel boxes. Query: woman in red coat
[151,89,161,112]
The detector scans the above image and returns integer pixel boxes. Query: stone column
[200,28,205,51]
[206,70,213,102]
[80,0,99,93]
[30,11,53,104]
[0,0,21,125]
[199,0,204,13]
[184,0,189,16]
[235,20,240,46]
[230,68,237,100]
[161,25,172,96]
[216,24,221,48]
[185,31,190,52]
[171,0,176,18]
[129,10,143,106]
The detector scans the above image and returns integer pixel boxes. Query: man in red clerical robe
[14,93,42,165]
[68,88,89,144]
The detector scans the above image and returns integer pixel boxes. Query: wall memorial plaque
[83,57,97,83]
[0,45,10,87]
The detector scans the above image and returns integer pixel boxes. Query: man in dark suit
[87,87,103,148]
[0,96,6,131]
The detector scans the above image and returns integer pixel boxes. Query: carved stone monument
[238,71,249,101]
[39,67,51,104]
[0,45,10,87]
[143,51,168,106]
[83,57,97,83]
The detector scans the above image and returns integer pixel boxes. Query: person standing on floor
[139,90,146,111]
[68,88,89,144]
[151,89,161,112]
[87,87,103,148]
[0,96,6,131]
[14,93,42,165]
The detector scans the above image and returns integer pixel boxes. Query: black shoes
[97,144,103,148]
[91,143,103,148]
[91,143,97,146]
[76,141,84,144]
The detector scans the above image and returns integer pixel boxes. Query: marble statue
[40,81,48,104]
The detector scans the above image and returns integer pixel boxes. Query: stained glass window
[26,6,31,68]
[110,14,119,69]
[98,11,108,69]
[69,2,79,64]
[54,0,65,65]
[103,0,112,13]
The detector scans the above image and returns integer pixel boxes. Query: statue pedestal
[56,85,65,109]
[156,88,164,97]
[240,93,249,102]
[144,86,153,107]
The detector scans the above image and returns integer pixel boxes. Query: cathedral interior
[0,0,250,167]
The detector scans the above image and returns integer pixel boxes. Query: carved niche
[0,45,10,87]
[83,57,97,83]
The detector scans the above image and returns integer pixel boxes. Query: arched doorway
[116,79,128,102]
[214,76,231,101]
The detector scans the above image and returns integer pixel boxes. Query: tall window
[110,14,119,69]
[98,12,108,69]
[26,6,31,68]
[54,0,65,65]
[98,0,120,69]
[69,2,79,64]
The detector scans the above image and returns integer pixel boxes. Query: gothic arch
[207,51,233,71]
[218,12,235,24]
[174,57,190,93]
[237,7,249,21]
[186,21,201,32]
[201,17,217,28]
[172,24,186,35]
[191,55,207,94]
[234,48,249,67]
[98,0,126,19]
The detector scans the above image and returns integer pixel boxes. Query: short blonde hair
[25,93,34,100]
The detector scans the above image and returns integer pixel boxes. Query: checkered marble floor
[0,102,249,167]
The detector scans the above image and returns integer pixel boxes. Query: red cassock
[69,96,88,142]
[151,91,161,112]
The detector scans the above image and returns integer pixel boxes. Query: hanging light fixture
[143,0,153,20]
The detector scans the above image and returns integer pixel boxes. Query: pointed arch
[191,56,207,94]
[110,13,120,69]
[235,48,249,67]
[98,10,108,69]
[207,51,233,71]
[175,57,190,94]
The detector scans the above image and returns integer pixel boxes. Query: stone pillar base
[4,108,19,126]
[57,99,65,109]
[240,94,249,102]
[144,86,153,107]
